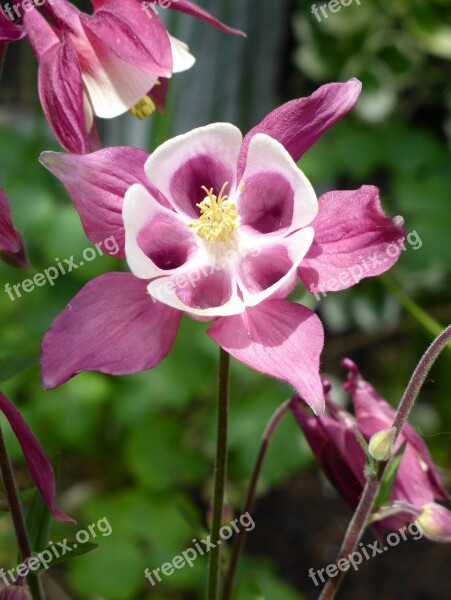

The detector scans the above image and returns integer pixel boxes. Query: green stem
[0,425,45,600]
[319,324,451,600]
[207,348,231,600]
[222,399,291,600]
[381,275,450,351]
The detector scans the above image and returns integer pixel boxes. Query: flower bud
[368,427,396,462]
[417,502,451,542]
[0,585,32,600]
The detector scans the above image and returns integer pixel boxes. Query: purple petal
[123,183,197,279]
[41,273,181,389]
[148,78,169,112]
[0,189,31,271]
[298,186,405,294]
[22,5,59,59]
[37,38,89,154]
[80,0,172,76]
[207,300,324,413]
[292,398,366,506]
[151,0,245,36]
[40,147,159,257]
[0,5,26,42]
[145,123,242,219]
[0,189,20,253]
[238,79,361,177]
[0,392,73,523]
[418,503,451,542]
[0,584,32,599]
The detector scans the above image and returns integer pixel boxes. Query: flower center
[189,182,239,242]
[129,95,156,120]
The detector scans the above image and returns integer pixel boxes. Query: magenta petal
[238,79,361,176]
[0,189,20,253]
[0,189,31,271]
[80,0,172,76]
[40,147,159,257]
[38,38,89,154]
[299,186,405,294]
[0,6,26,42]
[0,392,73,523]
[23,6,59,59]
[207,300,324,412]
[163,0,245,36]
[41,273,181,389]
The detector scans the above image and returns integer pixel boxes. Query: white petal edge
[237,227,315,307]
[123,183,198,279]
[170,35,195,73]
[239,133,318,233]
[144,123,243,215]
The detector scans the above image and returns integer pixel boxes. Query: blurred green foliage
[0,0,450,598]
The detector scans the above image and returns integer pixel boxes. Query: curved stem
[0,425,45,600]
[319,324,451,600]
[222,399,291,600]
[207,348,230,600]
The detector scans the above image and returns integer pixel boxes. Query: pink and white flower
[39,80,404,413]
[5,0,242,154]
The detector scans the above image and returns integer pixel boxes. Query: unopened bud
[417,502,451,542]
[368,427,396,462]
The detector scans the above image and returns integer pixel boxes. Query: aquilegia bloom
[40,80,404,413]
[1,0,241,154]
[0,189,30,270]
[292,359,451,541]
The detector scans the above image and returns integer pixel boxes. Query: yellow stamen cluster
[129,95,156,120]
[189,183,239,242]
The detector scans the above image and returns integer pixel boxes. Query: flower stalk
[222,399,291,600]
[0,425,45,600]
[207,348,231,600]
[319,324,451,600]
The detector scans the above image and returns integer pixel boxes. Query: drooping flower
[19,0,197,154]
[39,80,404,413]
[0,189,30,270]
[0,391,73,523]
[0,584,32,600]
[292,359,451,541]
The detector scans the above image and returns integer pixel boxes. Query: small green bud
[368,427,396,462]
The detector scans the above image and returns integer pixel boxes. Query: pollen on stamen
[129,95,156,120]
[189,182,239,243]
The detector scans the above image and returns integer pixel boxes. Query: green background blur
[0,0,450,598]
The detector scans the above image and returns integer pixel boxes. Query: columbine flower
[292,359,451,541]
[39,80,404,413]
[0,189,30,270]
[0,391,72,523]
[18,0,198,154]
[0,584,32,600]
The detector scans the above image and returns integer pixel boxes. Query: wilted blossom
[39,80,404,413]
[292,359,451,541]
[0,189,30,270]
[0,391,72,523]
[1,0,242,154]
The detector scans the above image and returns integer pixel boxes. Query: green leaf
[173,498,207,538]
[25,489,52,554]
[0,345,39,383]
[35,541,98,572]
[373,441,407,509]
[235,576,266,600]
